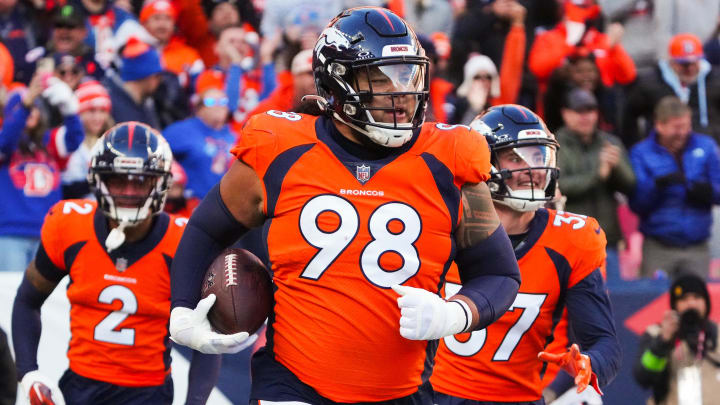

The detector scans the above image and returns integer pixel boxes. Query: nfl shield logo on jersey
[116,257,128,272]
[356,164,371,183]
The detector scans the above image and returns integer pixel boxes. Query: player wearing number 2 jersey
[431,105,621,404]
[11,122,220,405]
[169,7,521,405]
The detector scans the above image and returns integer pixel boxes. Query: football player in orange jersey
[430,105,621,405]
[169,7,521,405]
[11,122,221,405]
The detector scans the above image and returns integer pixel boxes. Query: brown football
[200,248,273,335]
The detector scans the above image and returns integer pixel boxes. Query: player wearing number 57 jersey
[431,105,621,404]
[11,122,220,405]
[170,7,521,405]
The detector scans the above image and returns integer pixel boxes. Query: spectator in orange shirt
[529,0,636,115]
[244,49,316,122]
[141,0,205,89]
[175,0,260,67]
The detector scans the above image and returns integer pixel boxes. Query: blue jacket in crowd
[629,130,720,245]
[0,94,84,238]
[163,117,236,199]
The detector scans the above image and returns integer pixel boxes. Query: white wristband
[450,299,472,334]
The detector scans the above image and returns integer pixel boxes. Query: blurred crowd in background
[1,0,720,285]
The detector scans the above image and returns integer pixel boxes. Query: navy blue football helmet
[470,105,560,212]
[88,121,173,224]
[312,7,429,147]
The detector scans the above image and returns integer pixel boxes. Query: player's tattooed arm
[25,260,59,295]
[455,182,501,250]
[220,160,268,228]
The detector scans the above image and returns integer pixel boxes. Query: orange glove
[538,343,602,395]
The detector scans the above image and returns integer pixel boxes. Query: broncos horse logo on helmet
[312,7,430,148]
[471,105,560,212]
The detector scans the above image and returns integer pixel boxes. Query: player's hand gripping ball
[201,248,273,335]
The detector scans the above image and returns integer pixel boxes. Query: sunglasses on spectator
[203,96,229,107]
[58,67,82,76]
[572,106,598,113]
[55,23,81,29]
[473,74,493,81]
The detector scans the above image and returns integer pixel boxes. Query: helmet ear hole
[343,104,357,116]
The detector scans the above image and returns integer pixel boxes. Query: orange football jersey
[231,111,490,402]
[540,252,609,387]
[39,200,186,387]
[431,209,606,402]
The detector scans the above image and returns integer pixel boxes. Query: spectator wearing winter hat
[40,53,89,134]
[141,0,204,89]
[634,273,720,405]
[104,38,162,128]
[243,49,317,123]
[446,3,526,125]
[162,70,236,199]
[0,73,83,271]
[59,80,113,199]
[447,31,525,126]
[654,0,720,62]
[625,33,720,146]
[52,54,85,92]
[448,56,496,125]
[44,5,104,81]
[556,87,635,283]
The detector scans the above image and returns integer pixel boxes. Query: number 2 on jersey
[93,285,138,346]
[299,194,421,288]
[443,282,546,359]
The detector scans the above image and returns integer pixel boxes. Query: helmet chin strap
[494,188,547,212]
[105,218,130,252]
[332,112,413,148]
[104,203,152,252]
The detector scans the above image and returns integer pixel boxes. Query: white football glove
[21,370,65,405]
[392,285,471,340]
[42,78,79,116]
[169,294,258,354]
